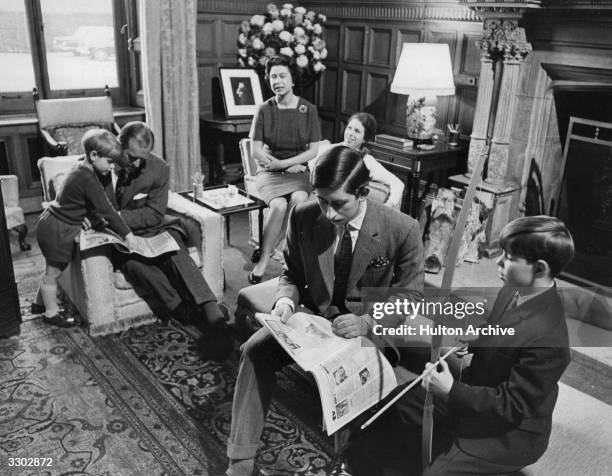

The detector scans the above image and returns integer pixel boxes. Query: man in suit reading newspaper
[226,145,424,476]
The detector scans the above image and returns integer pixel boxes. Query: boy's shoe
[42,311,77,328]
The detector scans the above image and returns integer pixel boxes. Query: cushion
[49,124,109,154]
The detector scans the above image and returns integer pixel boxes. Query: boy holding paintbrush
[347,216,574,476]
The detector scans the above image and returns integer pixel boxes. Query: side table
[200,114,252,185]
[365,140,465,218]
[178,185,266,246]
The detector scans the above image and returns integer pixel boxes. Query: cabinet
[0,190,21,337]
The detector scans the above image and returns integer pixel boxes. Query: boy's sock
[226,458,255,476]
[40,278,59,317]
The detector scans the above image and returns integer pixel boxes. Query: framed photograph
[218,68,264,118]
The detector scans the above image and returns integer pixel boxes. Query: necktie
[506,292,520,312]
[331,225,353,314]
[115,169,128,205]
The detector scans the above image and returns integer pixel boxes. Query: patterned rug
[2,304,332,476]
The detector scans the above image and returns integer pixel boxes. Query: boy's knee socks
[40,278,59,316]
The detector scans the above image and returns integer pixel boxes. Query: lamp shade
[391,43,455,97]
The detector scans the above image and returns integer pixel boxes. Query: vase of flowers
[237,3,327,91]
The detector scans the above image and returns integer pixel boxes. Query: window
[0,0,138,114]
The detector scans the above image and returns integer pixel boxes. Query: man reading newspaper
[226,146,424,476]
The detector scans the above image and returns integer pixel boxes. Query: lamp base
[406,97,437,144]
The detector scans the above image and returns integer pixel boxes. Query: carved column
[452,2,539,253]
[486,20,532,182]
[466,51,495,175]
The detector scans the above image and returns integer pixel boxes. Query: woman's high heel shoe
[248,271,263,285]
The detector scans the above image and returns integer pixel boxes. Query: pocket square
[369,256,390,268]
[132,192,148,200]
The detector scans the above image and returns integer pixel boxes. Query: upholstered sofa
[38,155,224,336]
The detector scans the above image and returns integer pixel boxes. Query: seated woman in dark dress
[249,54,321,283]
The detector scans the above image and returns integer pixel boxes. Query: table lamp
[391,43,455,144]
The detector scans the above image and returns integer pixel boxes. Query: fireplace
[554,115,612,287]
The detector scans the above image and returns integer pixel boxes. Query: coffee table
[178,185,266,246]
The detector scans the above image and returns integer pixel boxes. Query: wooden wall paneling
[455,87,477,137]
[343,25,367,64]
[319,115,336,141]
[198,64,217,113]
[197,18,216,57]
[368,26,394,68]
[221,19,242,58]
[365,71,391,123]
[460,32,482,76]
[325,23,341,63]
[26,135,43,184]
[0,140,9,175]
[342,69,364,114]
[319,66,339,111]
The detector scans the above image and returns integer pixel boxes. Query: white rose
[280,8,291,17]
[314,61,325,72]
[238,33,247,45]
[266,3,279,14]
[293,26,305,36]
[320,48,328,59]
[240,20,251,34]
[313,24,322,35]
[280,46,294,57]
[294,6,306,14]
[304,19,314,31]
[282,3,294,9]
[238,48,247,58]
[271,19,284,32]
[296,54,308,68]
[305,10,316,21]
[259,56,268,66]
[248,56,256,66]
[312,38,325,51]
[318,14,327,22]
[250,15,265,27]
[252,38,264,50]
[296,35,308,45]
[295,43,306,54]
[312,50,320,60]
[279,31,293,42]
[238,58,245,67]
[264,47,276,57]
[262,22,273,35]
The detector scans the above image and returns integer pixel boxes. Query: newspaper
[79,228,180,258]
[255,312,397,435]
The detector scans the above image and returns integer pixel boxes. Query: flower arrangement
[237,3,327,89]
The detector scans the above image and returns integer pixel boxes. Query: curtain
[140,0,200,191]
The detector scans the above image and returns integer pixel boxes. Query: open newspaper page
[255,312,397,434]
[79,229,179,258]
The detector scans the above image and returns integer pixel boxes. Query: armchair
[37,155,225,336]
[34,86,120,156]
[1,175,30,251]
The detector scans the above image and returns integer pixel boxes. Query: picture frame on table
[218,68,264,118]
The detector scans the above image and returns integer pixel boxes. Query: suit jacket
[448,285,571,466]
[276,199,424,324]
[104,153,175,236]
